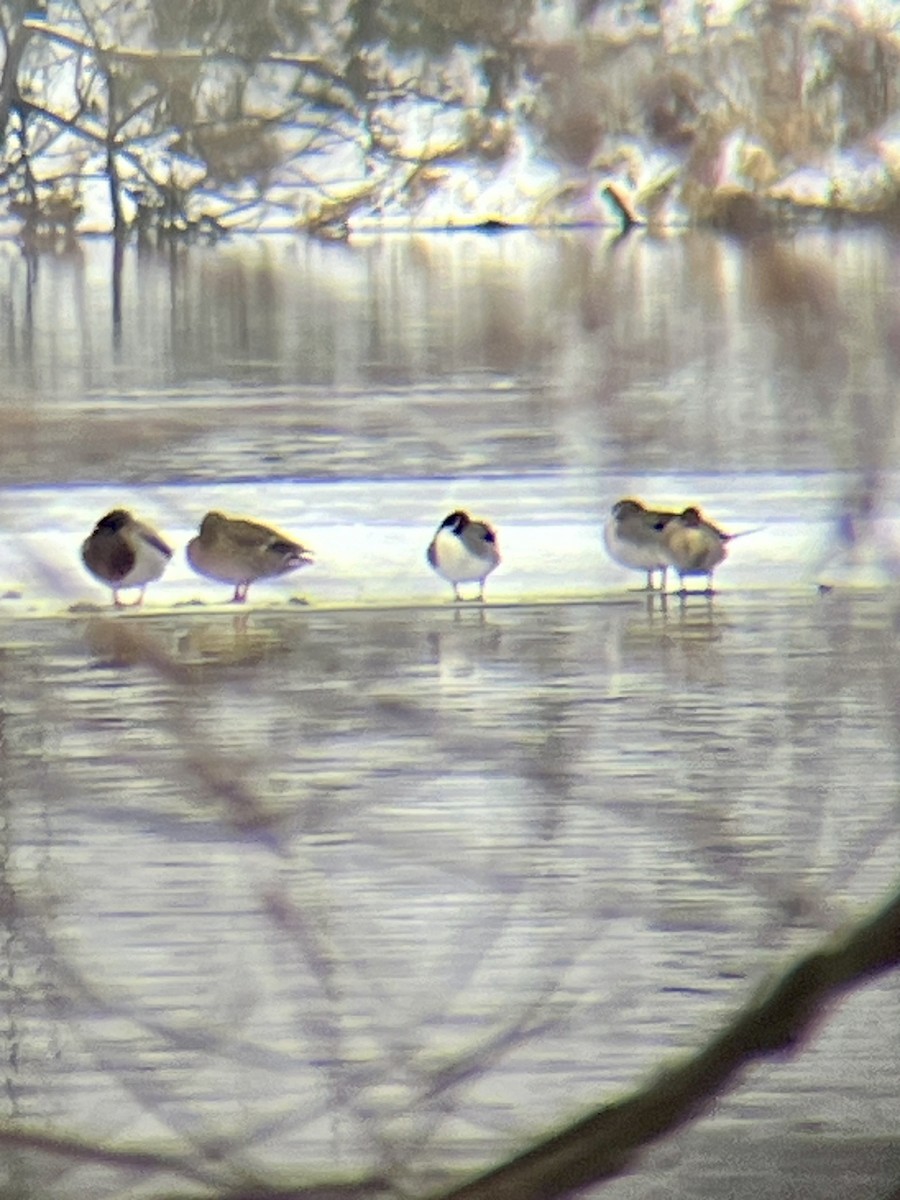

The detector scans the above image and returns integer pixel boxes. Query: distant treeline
[0,0,897,238]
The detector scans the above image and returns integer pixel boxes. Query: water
[0,229,898,1199]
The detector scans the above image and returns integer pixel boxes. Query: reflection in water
[0,595,897,1197]
[0,228,897,488]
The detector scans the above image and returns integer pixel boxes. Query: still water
[0,229,898,1199]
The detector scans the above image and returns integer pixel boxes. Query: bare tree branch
[433,882,900,1200]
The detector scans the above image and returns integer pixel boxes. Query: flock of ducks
[82,510,314,607]
[603,498,745,594]
[79,498,738,608]
[80,507,501,607]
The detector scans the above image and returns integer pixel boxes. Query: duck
[81,509,173,607]
[603,498,679,590]
[186,511,313,603]
[662,506,733,593]
[427,510,500,602]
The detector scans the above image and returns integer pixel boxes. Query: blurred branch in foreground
[1,862,897,1199]
[5,614,896,1200]
[434,881,900,1200]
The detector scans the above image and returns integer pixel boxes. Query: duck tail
[724,525,765,542]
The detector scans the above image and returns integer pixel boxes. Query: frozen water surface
[0,229,898,1199]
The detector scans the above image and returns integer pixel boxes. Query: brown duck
[81,509,173,607]
[186,511,313,603]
